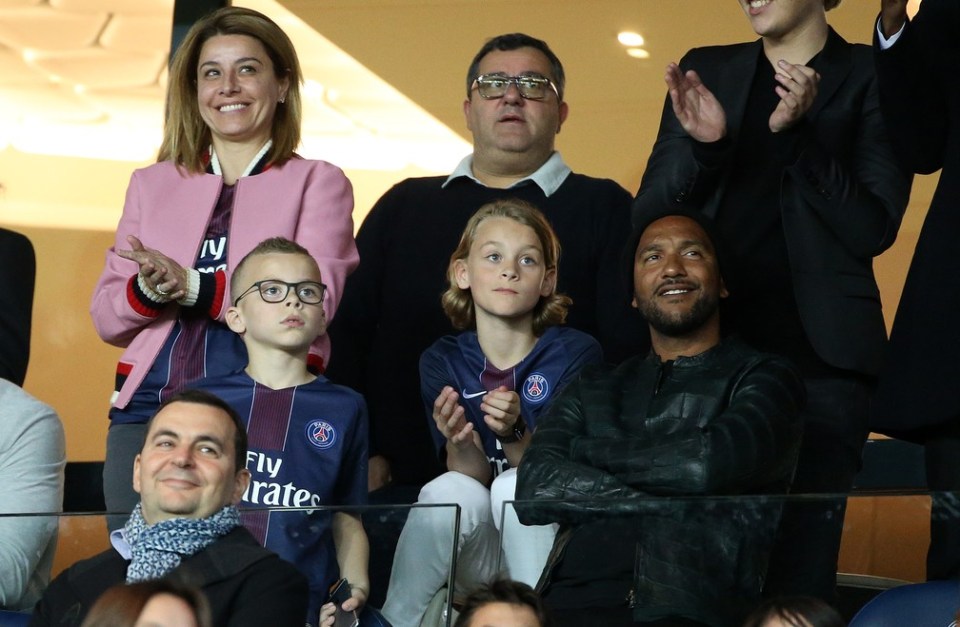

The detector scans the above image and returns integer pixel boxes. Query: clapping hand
[117,235,188,301]
[769,60,820,133]
[433,386,476,449]
[665,63,727,143]
[480,385,521,440]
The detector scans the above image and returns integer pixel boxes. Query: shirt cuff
[137,274,166,304]
[877,16,905,49]
[177,268,201,307]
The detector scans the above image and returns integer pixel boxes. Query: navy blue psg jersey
[420,326,603,476]
[195,371,368,622]
[112,193,243,425]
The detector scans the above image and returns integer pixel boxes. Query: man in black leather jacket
[516,207,805,627]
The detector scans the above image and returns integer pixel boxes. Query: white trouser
[490,469,558,588]
[380,470,556,627]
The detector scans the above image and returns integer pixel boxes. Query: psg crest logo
[522,373,549,403]
[306,419,337,450]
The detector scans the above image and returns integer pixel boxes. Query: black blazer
[634,28,911,376]
[873,0,960,437]
[0,228,35,386]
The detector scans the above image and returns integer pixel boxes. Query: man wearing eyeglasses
[326,33,643,498]
[633,0,912,606]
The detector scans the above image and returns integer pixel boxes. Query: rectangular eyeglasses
[471,74,559,100]
[233,280,326,306]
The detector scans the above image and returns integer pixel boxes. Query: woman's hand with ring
[120,235,188,301]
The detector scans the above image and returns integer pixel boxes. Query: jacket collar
[723,26,852,129]
[645,335,742,368]
[809,27,852,119]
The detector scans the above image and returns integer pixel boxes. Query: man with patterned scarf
[30,390,308,626]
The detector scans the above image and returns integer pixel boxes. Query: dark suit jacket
[29,527,308,627]
[873,0,960,437]
[634,28,911,377]
[0,228,35,385]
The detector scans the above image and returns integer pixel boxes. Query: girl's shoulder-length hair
[441,198,571,335]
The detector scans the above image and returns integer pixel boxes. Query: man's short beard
[636,291,719,338]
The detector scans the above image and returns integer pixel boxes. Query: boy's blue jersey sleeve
[552,329,604,398]
[420,341,455,457]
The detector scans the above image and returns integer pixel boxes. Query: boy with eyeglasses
[195,237,375,627]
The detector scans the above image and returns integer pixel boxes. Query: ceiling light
[12,117,160,162]
[626,48,650,60]
[618,31,644,47]
[1,0,471,181]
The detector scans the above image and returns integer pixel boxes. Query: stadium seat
[63,461,105,512]
[852,438,925,492]
[0,610,31,626]
[848,580,960,626]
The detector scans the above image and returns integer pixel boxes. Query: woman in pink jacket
[90,7,358,518]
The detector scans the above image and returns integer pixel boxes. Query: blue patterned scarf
[124,503,241,583]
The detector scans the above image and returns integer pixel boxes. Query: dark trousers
[103,422,147,531]
[925,431,960,580]
[763,375,872,604]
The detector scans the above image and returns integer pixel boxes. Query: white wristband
[137,274,166,304]
[177,268,201,307]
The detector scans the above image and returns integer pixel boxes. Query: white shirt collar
[210,139,273,178]
[110,527,132,560]
[441,151,572,197]
[876,16,905,49]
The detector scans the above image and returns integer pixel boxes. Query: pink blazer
[90,158,358,409]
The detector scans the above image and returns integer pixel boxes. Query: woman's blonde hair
[157,6,302,172]
[442,199,571,335]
